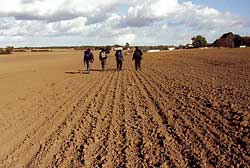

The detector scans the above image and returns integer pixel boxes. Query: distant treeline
[2,32,249,55]
[15,45,171,51]
[0,49,12,54]
[31,49,52,52]
[0,46,14,54]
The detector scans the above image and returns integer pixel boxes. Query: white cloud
[0,0,116,22]
[0,0,249,47]
[170,2,245,30]
[116,33,136,44]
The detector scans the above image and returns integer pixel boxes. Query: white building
[147,49,161,53]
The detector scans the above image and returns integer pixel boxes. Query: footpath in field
[0,49,249,167]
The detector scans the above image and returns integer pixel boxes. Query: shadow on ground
[65,68,121,74]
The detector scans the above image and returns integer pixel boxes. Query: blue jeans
[86,61,91,73]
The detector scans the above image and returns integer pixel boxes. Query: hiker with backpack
[132,47,143,71]
[115,49,123,71]
[99,48,108,71]
[83,48,94,74]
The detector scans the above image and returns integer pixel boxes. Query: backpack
[116,50,123,61]
[85,51,92,60]
[101,51,106,59]
[134,50,142,59]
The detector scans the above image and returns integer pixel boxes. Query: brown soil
[0,48,249,167]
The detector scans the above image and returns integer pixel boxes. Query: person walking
[99,48,108,71]
[83,48,94,74]
[132,47,143,71]
[115,49,123,71]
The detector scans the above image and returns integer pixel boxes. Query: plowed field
[0,48,249,167]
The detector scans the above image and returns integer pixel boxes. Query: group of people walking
[83,47,143,74]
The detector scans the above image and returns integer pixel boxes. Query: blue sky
[0,0,249,47]
[180,0,250,17]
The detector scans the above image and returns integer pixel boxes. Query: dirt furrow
[122,70,145,167]
[131,68,206,167]
[142,68,249,166]
[58,71,116,167]
[90,72,126,167]
[126,61,187,167]
[146,69,236,141]
[181,109,249,167]
[0,76,77,156]
[103,72,127,167]
[24,72,113,167]
[49,71,116,167]
[176,110,243,167]
[1,49,249,168]
[9,73,107,167]
[140,69,227,161]
[72,71,118,167]
[0,75,94,167]
[149,67,238,136]
[127,73,174,167]
[137,69,230,167]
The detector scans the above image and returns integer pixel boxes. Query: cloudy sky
[0,0,249,47]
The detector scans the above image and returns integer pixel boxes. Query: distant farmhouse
[213,32,235,48]
[213,32,250,48]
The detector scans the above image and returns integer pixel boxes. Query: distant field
[0,48,249,167]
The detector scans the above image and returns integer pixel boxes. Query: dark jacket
[84,50,94,63]
[133,49,143,60]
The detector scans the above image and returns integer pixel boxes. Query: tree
[6,46,14,53]
[0,46,14,54]
[234,34,243,47]
[242,37,250,47]
[192,35,207,48]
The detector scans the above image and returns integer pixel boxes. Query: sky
[0,0,249,47]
